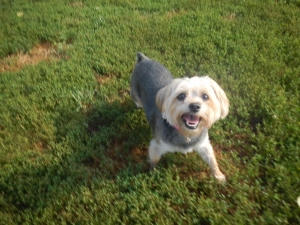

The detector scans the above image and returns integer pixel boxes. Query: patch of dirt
[94,73,113,85]
[0,42,67,73]
[165,9,187,19]
[131,147,148,164]
[34,141,49,153]
[70,1,84,7]
[224,13,236,21]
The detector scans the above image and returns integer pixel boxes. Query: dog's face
[156,76,229,137]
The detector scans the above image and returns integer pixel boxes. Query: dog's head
[156,76,229,137]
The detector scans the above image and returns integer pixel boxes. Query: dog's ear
[209,78,230,119]
[156,85,171,118]
[156,86,167,112]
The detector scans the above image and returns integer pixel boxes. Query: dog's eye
[177,93,186,101]
[202,94,209,100]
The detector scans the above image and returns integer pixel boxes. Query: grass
[0,0,299,224]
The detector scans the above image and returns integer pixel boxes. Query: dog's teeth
[187,121,199,127]
[182,113,200,129]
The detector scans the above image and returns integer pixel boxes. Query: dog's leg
[130,90,143,108]
[195,142,226,182]
[148,139,168,170]
[133,101,143,108]
[130,78,143,108]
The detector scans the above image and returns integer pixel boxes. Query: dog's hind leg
[132,97,143,108]
[130,85,143,108]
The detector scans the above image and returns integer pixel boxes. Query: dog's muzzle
[181,113,201,129]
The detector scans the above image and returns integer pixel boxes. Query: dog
[130,52,229,182]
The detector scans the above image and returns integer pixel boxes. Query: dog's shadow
[85,99,151,179]
[85,98,212,180]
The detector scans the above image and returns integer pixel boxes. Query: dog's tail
[136,52,149,63]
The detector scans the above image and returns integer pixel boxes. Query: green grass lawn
[1,0,299,224]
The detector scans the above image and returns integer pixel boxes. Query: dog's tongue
[183,114,199,125]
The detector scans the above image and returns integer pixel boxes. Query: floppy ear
[209,78,230,119]
[156,85,172,118]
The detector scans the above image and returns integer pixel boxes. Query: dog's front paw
[214,173,226,183]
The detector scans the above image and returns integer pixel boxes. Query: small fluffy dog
[130,53,229,182]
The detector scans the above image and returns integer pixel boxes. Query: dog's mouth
[181,113,201,129]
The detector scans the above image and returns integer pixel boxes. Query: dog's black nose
[189,103,201,113]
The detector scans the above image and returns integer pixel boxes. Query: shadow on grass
[0,98,151,215]
[83,99,151,179]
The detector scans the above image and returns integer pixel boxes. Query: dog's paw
[215,173,226,183]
